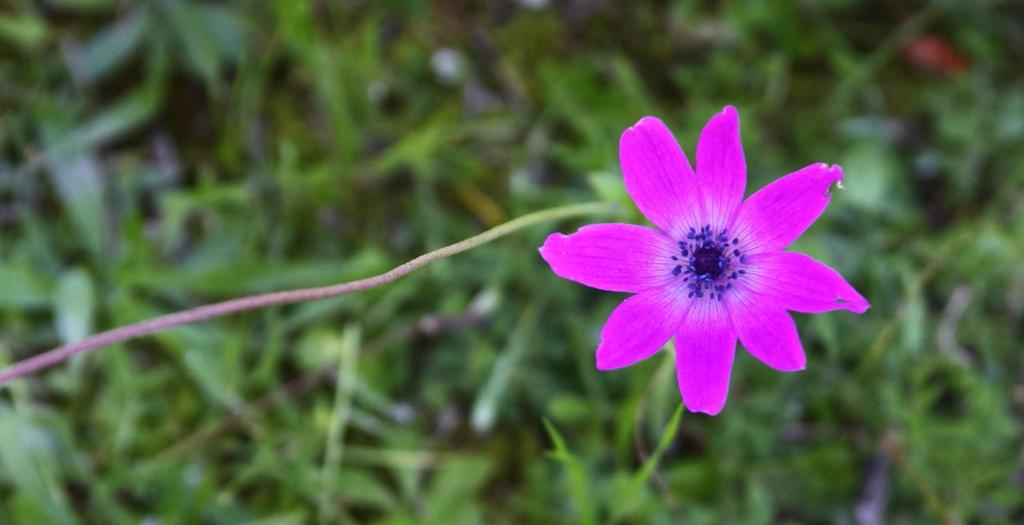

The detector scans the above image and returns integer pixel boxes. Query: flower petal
[540,224,676,293]
[744,251,870,314]
[728,293,805,371]
[733,163,844,254]
[695,105,746,226]
[596,289,682,370]
[675,301,736,415]
[619,116,702,235]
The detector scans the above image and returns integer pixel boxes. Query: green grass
[1,0,1023,523]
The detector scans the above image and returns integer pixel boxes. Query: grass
[1,0,1023,523]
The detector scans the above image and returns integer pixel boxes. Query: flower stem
[0,201,615,386]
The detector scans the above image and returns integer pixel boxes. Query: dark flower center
[669,224,748,301]
[692,245,724,279]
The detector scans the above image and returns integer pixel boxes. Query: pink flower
[539,106,869,415]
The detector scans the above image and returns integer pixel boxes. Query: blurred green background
[1,0,1023,523]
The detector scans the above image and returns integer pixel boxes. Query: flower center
[669,224,747,301]
[692,245,724,279]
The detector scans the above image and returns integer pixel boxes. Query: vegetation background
[1,0,1023,523]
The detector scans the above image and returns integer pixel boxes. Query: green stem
[0,201,614,386]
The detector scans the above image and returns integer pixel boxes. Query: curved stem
[0,201,614,386]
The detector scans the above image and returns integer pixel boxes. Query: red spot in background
[903,35,971,74]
